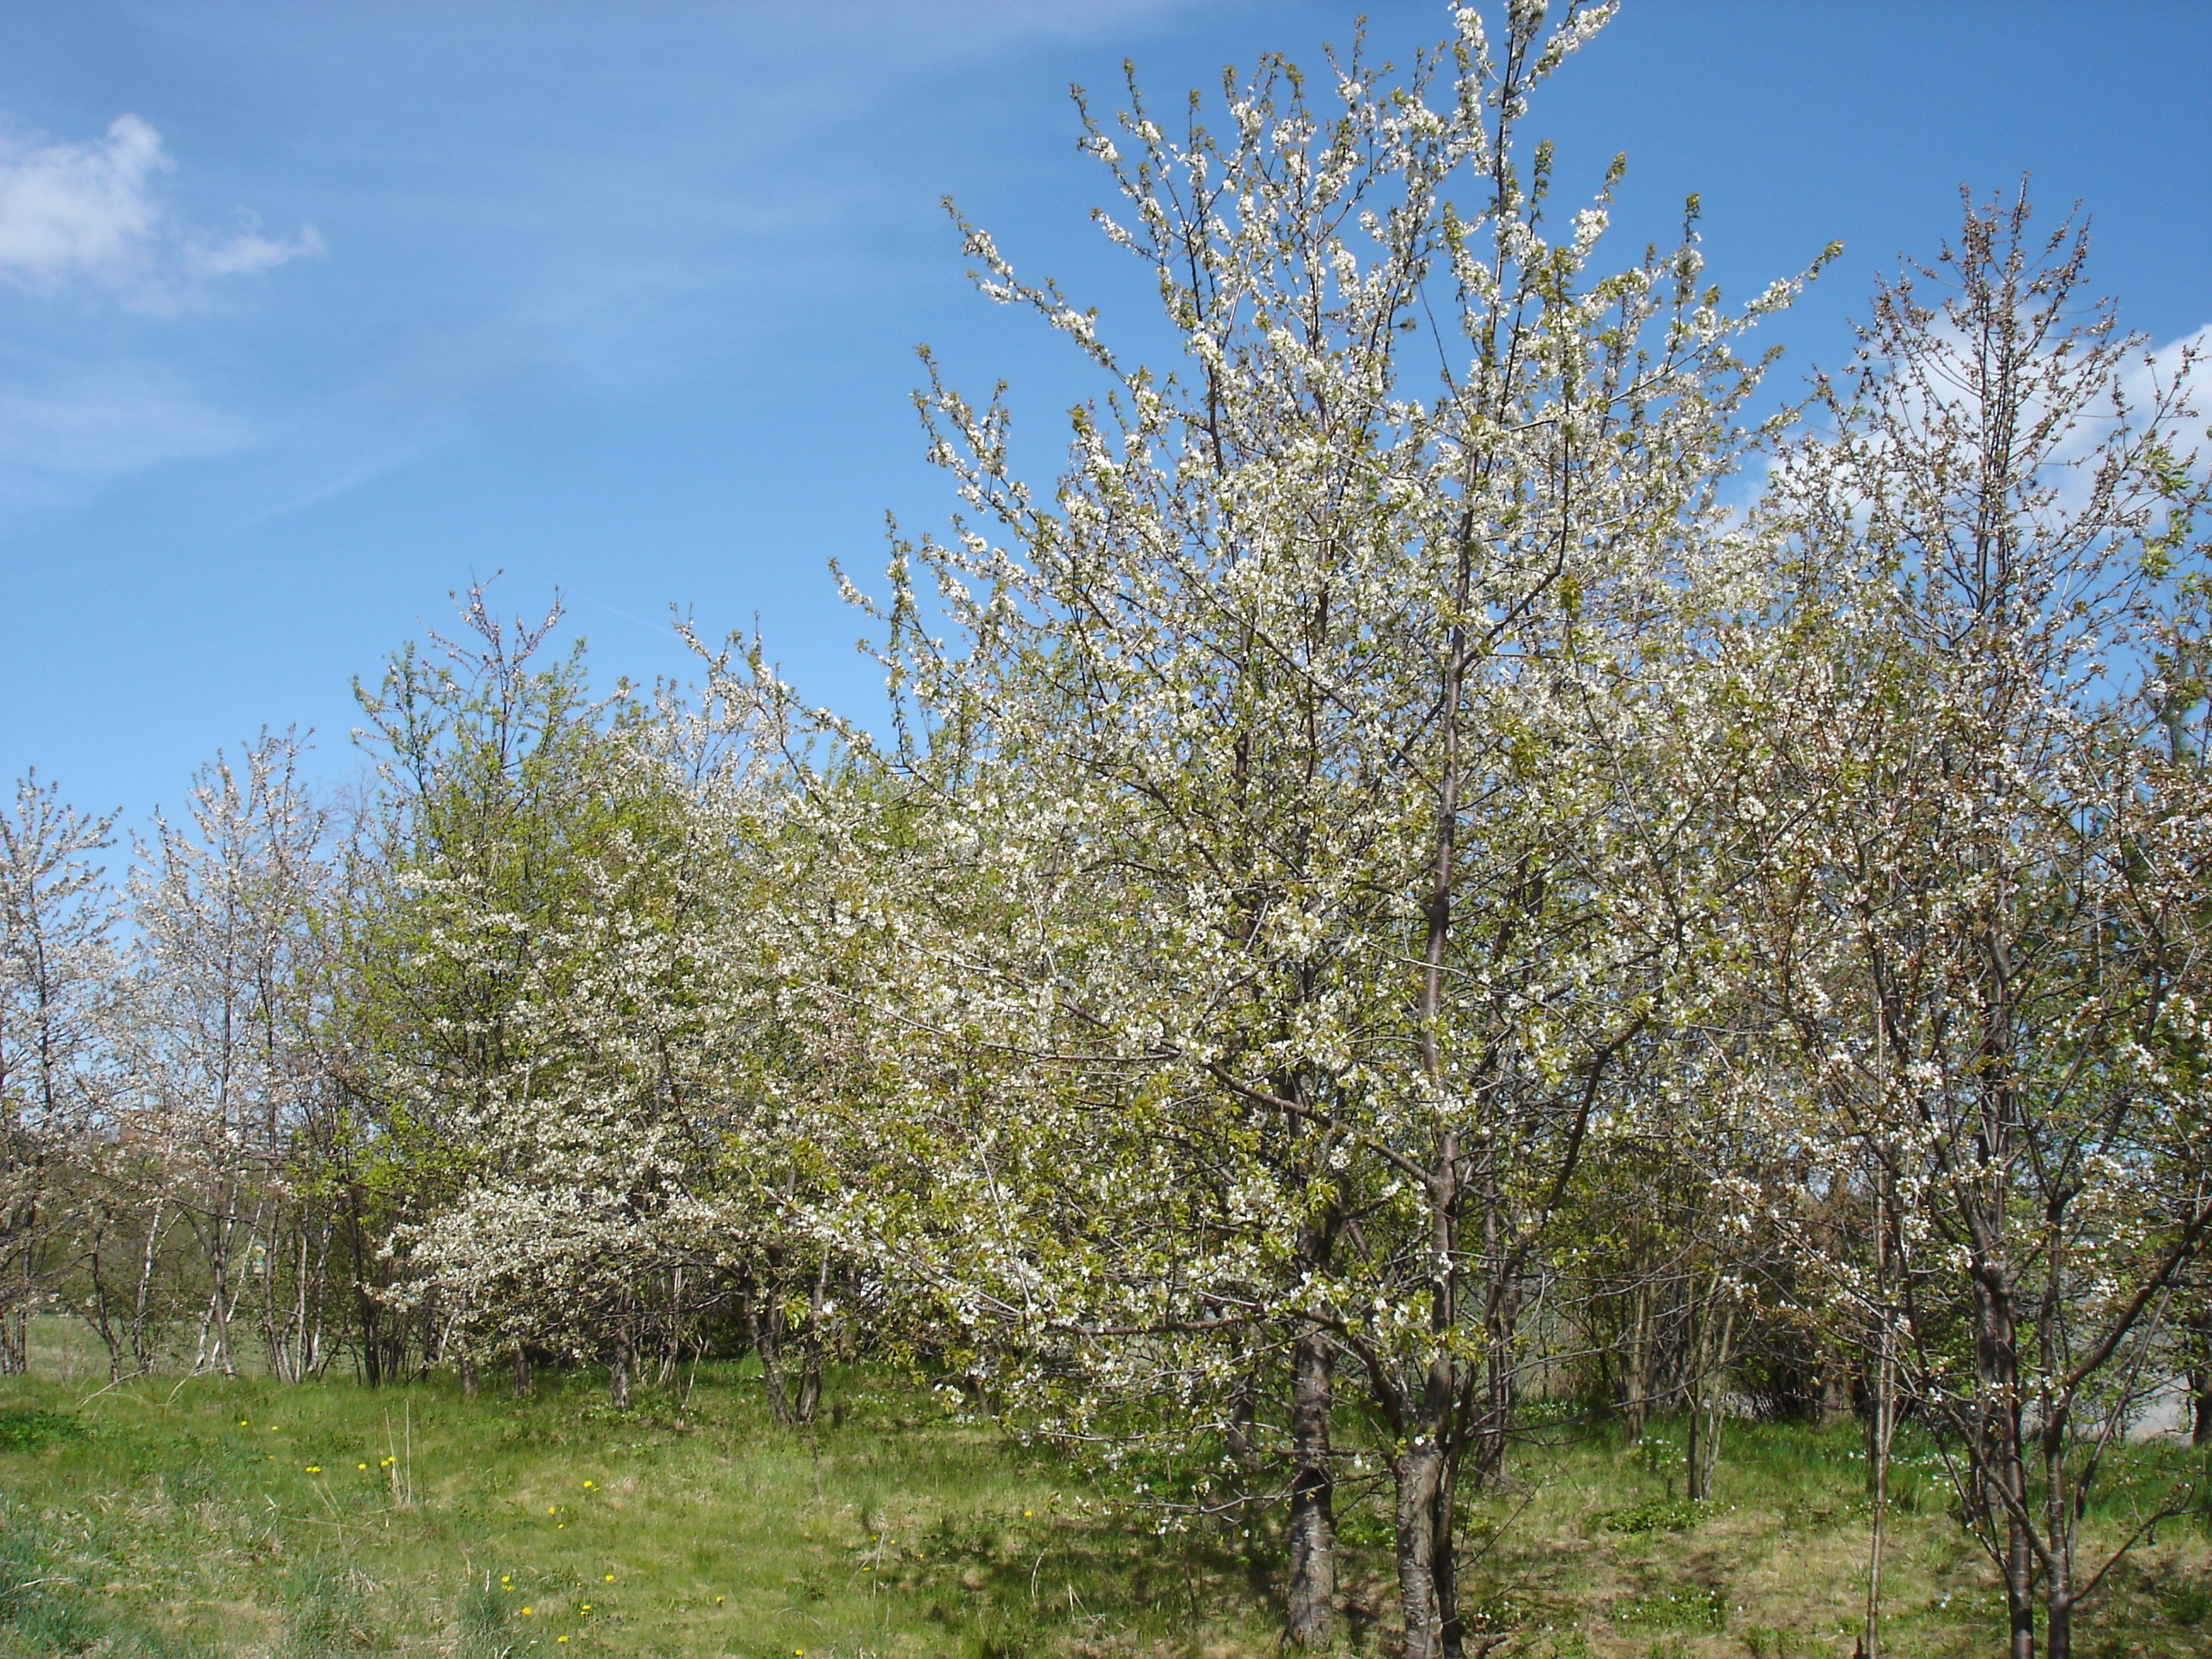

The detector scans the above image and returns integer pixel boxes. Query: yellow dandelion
[548,1505,558,1515]
[602,1575,614,1582]
[713,1596,724,1604]
[580,1604,592,1613]
[583,1480,596,1489]
[520,1607,532,1616]
[357,1463,368,1471]
[556,1638,568,1644]
[305,1464,322,1475]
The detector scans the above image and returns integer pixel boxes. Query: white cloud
[2122,322,2209,439]
[187,215,325,279]
[0,113,321,299]
[0,114,167,288]
[2038,322,2211,509]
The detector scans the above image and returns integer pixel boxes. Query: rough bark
[1971,1260,2035,1659]
[1284,1322,1337,1647]
[1391,1434,1462,1659]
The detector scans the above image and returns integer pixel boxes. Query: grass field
[1,1331,2208,1657]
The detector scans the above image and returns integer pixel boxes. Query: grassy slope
[0,1337,2207,1657]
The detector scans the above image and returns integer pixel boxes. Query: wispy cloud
[187,213,322,279]
[0,365,253,521]
[0,113,322,302]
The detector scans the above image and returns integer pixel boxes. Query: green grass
[0,1345,1278,1659]
[1404,1417,2212,1659]
[1,1330,2208,1657]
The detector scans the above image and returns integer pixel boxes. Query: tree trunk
[261,1199,308,1385]
[658,1267,686,1386]
[1284,1322,1336,1647]
[1469,1190,1516,1492]
[1391,1432,1462,1659]
[2046,1587,2073,1659]
[1221,1364,1260,1469]
[1862,1185,1895,1659]
[2000,1429,2034,1659]
[1620,1283,1650,1446]
[304,1214,332,1377]
[791,1254,830,1425]
[81,1213,125,1382]
[1819,1354,1855,1431]
[131,1193,167,1377]
[753,1275,795,1426]
[1471,1318,1513,1490]
[608,1327,632,1408]
[287,1214,315,1382]
[346,1187,383,1388]
[511,1346,533,1398]
[1973,1265,2035,1659]
[1685,1296,1735,1505]
[200,1183,236,1377]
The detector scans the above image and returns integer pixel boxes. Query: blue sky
[3,0,2207,825]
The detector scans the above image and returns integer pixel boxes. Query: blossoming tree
[1746,190,2212,1659]
[835,5,1819,1650]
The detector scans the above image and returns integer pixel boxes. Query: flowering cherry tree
[1746,191,2212,1659]
[123,730,335,1379]
[834,5,1817,1650]
[0,774,118,1373]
